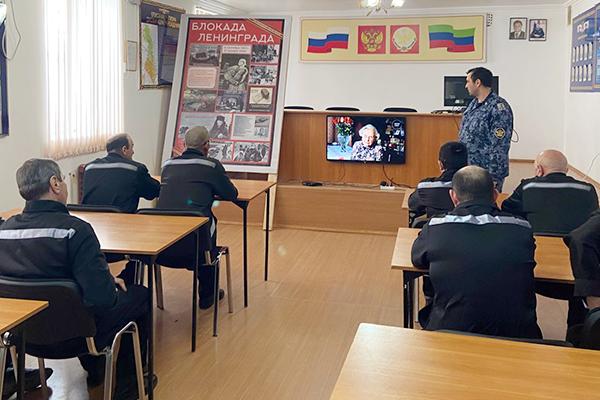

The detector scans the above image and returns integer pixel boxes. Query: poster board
[300,15,486,62]
[139,0,185,88]
[570,3,600,92]
[0,21,8,137]
[162,16,291,173]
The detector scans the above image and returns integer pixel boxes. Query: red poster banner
[169,17,287,168]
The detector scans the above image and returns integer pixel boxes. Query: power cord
[511,128,520,143]
[2,0,22,60]
[581,151,600,183]
[382,163,411,188]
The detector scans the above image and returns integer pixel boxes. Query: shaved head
[535,150,568,176]
[185,126,209,151]
[451,165,495,204]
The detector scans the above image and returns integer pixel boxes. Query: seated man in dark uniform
[0,159,152,399]
[408,141,468,227]
[82,133,160,213]
[159,126,238,309]
[502,149,598,332]
[411,166,541,339]
[501,149,598,234]
[564,210,600,344]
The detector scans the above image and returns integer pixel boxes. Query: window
[44,0,123,159]
[194,6,217,15]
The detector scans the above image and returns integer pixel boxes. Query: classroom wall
[275,5,567,161]
[0,0,196,210]
[564,0,600,182]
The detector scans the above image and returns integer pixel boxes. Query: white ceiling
[211,0,567,13]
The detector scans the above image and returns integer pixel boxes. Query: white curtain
[44,0,123,159]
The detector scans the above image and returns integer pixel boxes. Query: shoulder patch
[494,128,506,139]
[497,103,507,111]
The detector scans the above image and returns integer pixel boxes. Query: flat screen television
[444,76,500,107]
[326,115,406,164]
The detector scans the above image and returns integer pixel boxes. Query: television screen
[326,115,406,164]
[444,76,500,107]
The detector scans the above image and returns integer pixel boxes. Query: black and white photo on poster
[219,53,250,92]
[208,141,233,161]
[182,89,217,112]
[251,44,279,64]
[247,87,273,112]
[216,91,245,112]
[189,44,221,66]
[232,114,272,141]
[179,112,233,140]
[233,142,270,163]
[249,65,278,85]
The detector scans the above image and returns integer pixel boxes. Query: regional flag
[307,28,349,53]
[428,25,475,53]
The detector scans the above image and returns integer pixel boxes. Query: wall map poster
[163,16,291,173]
[570,3,600,92]
[139,0,185,88]
[301,15,486,62]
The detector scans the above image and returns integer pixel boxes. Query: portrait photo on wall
[219,54,250,92]
[509,17,527,40]
[529,19,547,41]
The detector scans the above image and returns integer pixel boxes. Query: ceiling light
[391,0,405,7]
[360,0,381,8]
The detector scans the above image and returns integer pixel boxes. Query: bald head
[535,150,568,176]
[185,126,209,153]
[451,165,495,204]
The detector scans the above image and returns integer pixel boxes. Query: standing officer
[459,67,513,192]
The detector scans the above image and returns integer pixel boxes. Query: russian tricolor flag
[307,28,349,53]
[429,25,475,53]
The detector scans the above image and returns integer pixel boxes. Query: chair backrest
[383,107,418,113]
[67,204,123,213]
[137,208,215,267]
[325,106,360,111]
[579,307,600,350]
[284,105,314,110]
[522,182,597,235]
[0,276,96,345]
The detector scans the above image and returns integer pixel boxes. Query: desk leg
[403,271,415,329]
[242,202,249,308]
[147,257,156,400]
[264,188,270,281]
[16,331,25,400]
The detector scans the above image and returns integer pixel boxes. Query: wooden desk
[152,176,276,307]
[330,323,600,400]
[0,298,48,400]
[391,227,573,328]
[0,209,207,400]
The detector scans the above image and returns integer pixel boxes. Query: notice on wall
[162,16,291,173]
[300,15,486,62]
[570,3,600,92]
[139,0,185,88]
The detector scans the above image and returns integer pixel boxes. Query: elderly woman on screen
[351,124,383,162]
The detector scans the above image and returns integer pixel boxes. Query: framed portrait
[509,17,527,40]
[529,19,547,41]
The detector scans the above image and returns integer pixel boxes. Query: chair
[284,106,314,110]
[67,204,123,213]
[0,277,145,400]
[325,106,360,111]
[383,107,418,113]
[578,307,600,350]
[136,209,233,342]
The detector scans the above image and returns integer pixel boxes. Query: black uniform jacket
[411,200,542,339]
[82,153,160,213]
[408,169,457,219]
[158,148,238,221]
[0,200,117,311]
[501,172,598,235]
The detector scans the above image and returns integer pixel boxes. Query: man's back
[82,153,160,213]
[408,169,456,221]
[159,148,238,217]
[502,172,598,235]
[412,202,541,339]
[0,200,117,310]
